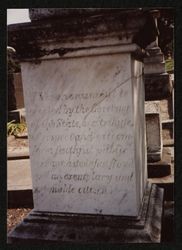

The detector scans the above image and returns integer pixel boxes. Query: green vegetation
[7,120,27,136]
[165,58,174,72]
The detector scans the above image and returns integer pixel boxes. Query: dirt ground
[7,208,32,233]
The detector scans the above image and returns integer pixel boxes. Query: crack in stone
[83,74,142,121]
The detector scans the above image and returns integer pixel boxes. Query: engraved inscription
[29,86,134,198]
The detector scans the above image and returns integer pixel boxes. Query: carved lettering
[29,86,134,199]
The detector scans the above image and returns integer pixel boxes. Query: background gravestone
[145,101,162,162]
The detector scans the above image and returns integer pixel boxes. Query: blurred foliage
[7,120,27,136]
[165,58,174,72]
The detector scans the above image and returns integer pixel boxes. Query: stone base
[8,183,164,244]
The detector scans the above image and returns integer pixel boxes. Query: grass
[7,120,27,136]
[165,58,174,72]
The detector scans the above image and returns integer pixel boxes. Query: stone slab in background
[144,46,166,74]
[144,62,165,75]
[7,159,32,191]
[144,53,164,63]
[8,151,29,160]
[145,100,160,113]
[147,143,173,179]
[7,135,29,159]
[145,101,162,162]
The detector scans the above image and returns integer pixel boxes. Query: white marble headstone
[21,46,146,216]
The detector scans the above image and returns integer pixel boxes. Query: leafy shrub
[165,58,174,72]
[7,120,27,136]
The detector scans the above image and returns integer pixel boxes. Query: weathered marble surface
[21,47,146,216]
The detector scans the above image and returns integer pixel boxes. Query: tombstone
[145,101,162,162]
[160,83,174,146]
[8,9,164,244]
[145,101,171,178]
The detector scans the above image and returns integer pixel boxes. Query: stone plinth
[8,183,164,244]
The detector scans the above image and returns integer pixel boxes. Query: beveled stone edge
[18,44,144,62]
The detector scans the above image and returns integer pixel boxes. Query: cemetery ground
[7,208,31,233]
[7,133,32,233]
